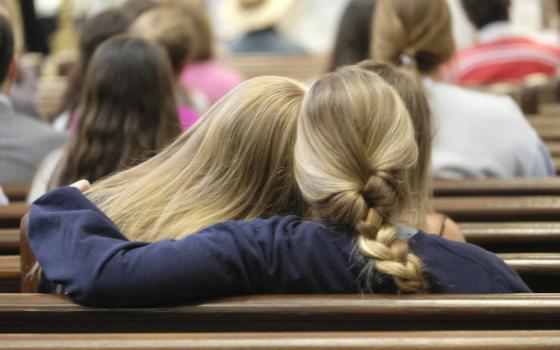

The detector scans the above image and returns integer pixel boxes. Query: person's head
[357,60,433,228]
[158,0,215,61]
[329,0,376,72]
[87,76,307,241]
[121,0,159,22]
[54,35,181,187]
[0,13,14,90]
[461,0,510,30]
[61,9,130,113]
[294,66,428,293]
[131,6,196,76]
[372,0,455,75]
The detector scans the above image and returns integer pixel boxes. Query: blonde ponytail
[371,0,455,74]
[295,67,429,293]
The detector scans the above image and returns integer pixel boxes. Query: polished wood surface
[222,54,327,81]
[1,183,29,202]
[0,229,18,254]
[432,196,560,221]
[433,178,560,196]
[0,203,28,229]
[1,294,560,332]
[2,331,560,349]
[0,256,20,293]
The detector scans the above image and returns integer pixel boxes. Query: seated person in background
[131,6,201,131]
[27,36,181,202]
[446,0,560,85]
[170,0,244,105]
[0,185,7,204]
[373,0,554,179]
[223,0,306,54]
[54,9,130,130]
[358,60,464,242]
[29,67,529,307]
[328,0,376,71]
[0,14,67,183]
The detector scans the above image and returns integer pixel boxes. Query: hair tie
[400,48,417,68]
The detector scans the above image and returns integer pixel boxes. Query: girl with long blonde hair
[86,76,307,241]
[29,67,529,306]
[357,60,464,242]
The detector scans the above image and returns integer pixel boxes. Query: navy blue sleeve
[29,187,359,307]
[29,187,266,306]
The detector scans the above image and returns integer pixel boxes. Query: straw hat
[220,0,296,33]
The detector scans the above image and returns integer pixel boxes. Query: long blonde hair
[357,60,432,228]
[86,76,308,241]
[295,67,428,293]
[372,0,455,74]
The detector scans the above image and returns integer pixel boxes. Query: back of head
[372,0,455,74]
[121,0,159,22]
[295,66,428,293]
[55,36,181,187]
[131,6,197,75]
[88,76,307,241]
[158,0,215,61]
[461,0,509,30]
[0,13,13,85]
[329,0,376,71]
[62,9,130,113]
[357,60,433,227]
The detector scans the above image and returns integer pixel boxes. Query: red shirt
[447,37,560,85]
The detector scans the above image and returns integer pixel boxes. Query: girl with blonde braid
[29,67,529,306]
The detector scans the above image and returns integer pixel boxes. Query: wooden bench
[1,294,560,332]
[221,54,327,82]
[433,178,560,196]
[1,182,29,203]
[461,222,560,252]
[432,196,560,221]
[0,256,19,293]
[0,203,28,229]
[1,330,559,349]
[0,229,18,255]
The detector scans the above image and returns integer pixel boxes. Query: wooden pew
[221,54,327,82]
[432,196,560,222]
[0,229,18,255]
[500,253,560,292]
[1,330,560,349]
[0,256,19,293]
[1,294,560,333]
[0,203,28,228]
[433,178,560,196]
[1,182,29,202]
[461,222,560,252]
[546,142,560,157]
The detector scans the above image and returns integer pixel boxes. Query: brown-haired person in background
[329,0,376,71]
[373,0,554,179]
[447,0,560,85]
[28,36,181,202]
[358,60,464,242]
[131,5,201,131]
[176,0,244,105]
[0,13,67,183]
[52,8,130,130]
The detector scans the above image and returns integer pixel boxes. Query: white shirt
[423,78,555,179]
[0,185,8,205]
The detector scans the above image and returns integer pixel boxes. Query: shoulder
[411,232,530,293]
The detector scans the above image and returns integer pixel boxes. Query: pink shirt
[180,60,244,104]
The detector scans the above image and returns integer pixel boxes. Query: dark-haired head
[0,14,14,86]
[461,0,510,30]
[329,0,376,72]
[121,0,159,22]
[54,36,181,186]
[60,9,130,115]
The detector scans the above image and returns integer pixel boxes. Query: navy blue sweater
[28,187,530,307]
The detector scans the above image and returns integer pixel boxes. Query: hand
[70,180,91,193]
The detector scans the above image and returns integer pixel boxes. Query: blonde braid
[295,67,429,294]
